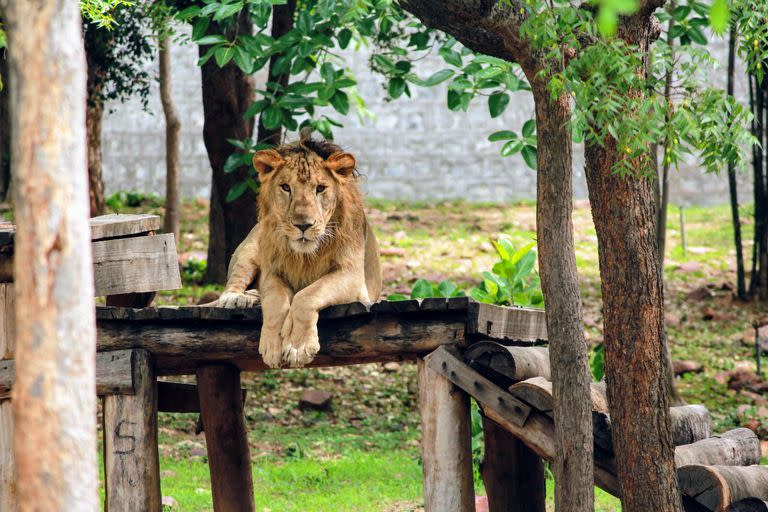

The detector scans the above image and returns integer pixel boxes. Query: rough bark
[749,74,767,299]
[0,49,10,202]
[727,24,746,300]
[255,0,297,146]
[159,37,181,242]
[1,0,99,510]
[529,81,594,511]
[583,12,683,512]
[84,26,107,217]
[201,12,257,283]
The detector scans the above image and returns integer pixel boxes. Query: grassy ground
[100,195,766,511]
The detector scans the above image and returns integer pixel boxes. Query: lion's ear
[326,152,356,178]
[252,149,284,178]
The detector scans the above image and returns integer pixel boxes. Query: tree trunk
[86,97,105,217]
[583,14,683,510]
[727,23,747,300]
[0,48,10,202]
[1,1,99,510]
[256,0,297,146]
[656,0,675,267]
[749,74,767,298]
[201,12,257,283]
[159,37,180,242]
[529,81,594,511]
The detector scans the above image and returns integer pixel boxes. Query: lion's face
[253,147,356,254]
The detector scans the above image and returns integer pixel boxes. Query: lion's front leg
[280,269,366,367]
[259,274,293,369]
[215,224,261,308]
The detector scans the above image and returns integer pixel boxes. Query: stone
[380,247,406,257]
[729,371,763,391]
[673,360,703,376]
[740,390,768,406]
[298,390,333,411]
[162,496,178,508]
[665,312,682,327]
[679,262,703,274]
[382,362,402,373]
[686,285,712,301]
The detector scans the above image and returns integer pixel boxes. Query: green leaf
[521,145,537,170]
[387,293,409,302]
[688,26,708,45]
[709,0,729,34]
[439,47,462,67]
[321,62,336,84]
[225,181,248,203]
[337,28,352,49]
[192,17,211,41]
[195,35,227,46]
[233,46,253,73]
[501,140,524,156]
[437,280,458,298]
[522,119,536,138]
[423,69,454,87]
[488,130,517,142]
[511,241,536,265]
[447,90,461,111]
[488,92,510,118]
[469,288,491,304]
[261,106,282,130]
[483,278,499,297]
[214,46,235,67]
[244,99,269,119]
[388,77,406,99]
[329,91,350,115]
[213,2,243,21]
[590,343,605,382]
[175,5,201,20]
[411,279,434,299]
[597,7,618,37]
[223,153,243,173]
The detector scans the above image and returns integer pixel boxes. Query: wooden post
[103,350,161,512]
[480,414,545,512]
[0,283,15,512]
[417,358,475,512]
[0,0,98,508]
[196,364,255,512]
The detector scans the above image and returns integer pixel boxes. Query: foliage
[489,120,538,170]
[80,0,132,28]
[387,278,465,301]
[590,343,606,382]
[105,190,162,211]
[469,400,484,482]
[469,237,544,308]
[181,258,208,284]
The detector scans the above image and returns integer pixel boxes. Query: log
[679,465,768,512]
[508,376,610,415]
[674,429,760,468]
[197,365,255,512]
[417,358,475,512]
[0,283,13,360]
[157,381,246,413]
[103,350,161,512]
[467,302,547,343]
[728,499,768,512]
[0,349,136,400]
[89,214,160,240]
[96,305,468,375]
[0,399,15,512]
[480,414,545,512]
[464,342,550,385]
[92,233,181,296]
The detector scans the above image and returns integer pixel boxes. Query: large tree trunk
[160,37,181,242]
[530,81,594,511]
[256,0,296,146]
[656,0,675,267]
[583,13,682,512]
[749,74,767,299]
[0,44,11,202]
[2,0,99,510]
[727,23,747,300]
[201,12,257,283]
[84,28,107,217]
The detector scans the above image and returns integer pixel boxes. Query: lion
[214,128,382,368]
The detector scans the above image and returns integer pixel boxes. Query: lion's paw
[259,326,283,369]
[216,290,260,309]
[280,311,320,367]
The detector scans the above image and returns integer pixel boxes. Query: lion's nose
[294,222,314,233]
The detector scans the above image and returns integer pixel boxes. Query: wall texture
[102,31,752,206]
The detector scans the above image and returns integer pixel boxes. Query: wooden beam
[92,234,181,296]
[467,302,547,343]
[508,376,610,415]
[464,342,551,384]
[0,349,136,400]
[679,465,768,512]
[197,365,255,512]
[480,414,545,512]
[103,350,161,512]
[674,428,760,468]
[89,214,160,241]
[417,358,475,512]
[157,381,246,413]
[0,399,15,512]
[0,283,14,360]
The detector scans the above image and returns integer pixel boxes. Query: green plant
[181,258,208,285]
[105,190,162,211]
[590,343,606,382]
[387,278,465,301]
[469,400,484,482]
[469,237,544,308]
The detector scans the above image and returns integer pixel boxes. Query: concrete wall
[102,29,751,207]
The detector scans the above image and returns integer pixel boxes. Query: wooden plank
[103,350,161,512]
[0,399,16,512]
[480,414,545,512]
[0,284,14,360]
[508,377,610,415]
[417,358,475,512]
[674,428,761,468]
[89,214,161,240]
[0,256,11,283]
[468,302,547,343]
[0,349,135,399]
[157,381,246,413]
[465,342,551,384]
[197,365,254,512]
[106,292,156,308]
[679,465,768,512]
[97,310,467,375]
[425,346,531,428]
[92,233,181,296]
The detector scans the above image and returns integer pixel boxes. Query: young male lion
[215,129,382,368]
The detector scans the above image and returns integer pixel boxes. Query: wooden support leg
[0,399,16,512]
[480,414,545,512]
[196,364,255,512]
[418,358,475,512]
[103,350,161,512]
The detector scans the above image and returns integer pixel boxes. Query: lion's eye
[316,185,326,194]
[280,184,290,193]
